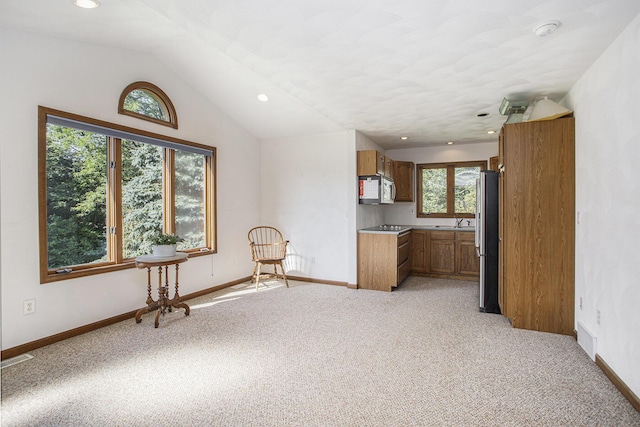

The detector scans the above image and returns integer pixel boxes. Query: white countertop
[358,225,475,234]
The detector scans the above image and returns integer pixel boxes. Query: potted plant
[150,233,184,257]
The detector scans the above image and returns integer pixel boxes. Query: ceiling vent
[499,98,529,124]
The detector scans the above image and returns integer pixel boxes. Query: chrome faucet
[455,217,464,228]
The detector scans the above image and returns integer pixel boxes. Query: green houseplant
[150,233,184,257]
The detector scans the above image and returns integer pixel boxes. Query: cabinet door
[393,161,414,202]
[357,150,385,176]
[430,232,455,274]
[456,240,479,276]
[500,118,575,335]
[410,230,429,273]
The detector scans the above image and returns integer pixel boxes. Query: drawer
[430,231,455,240]
[398,232,411,247]
[397,259,411,285]
[397,240,410,265]
[456,231,475,241]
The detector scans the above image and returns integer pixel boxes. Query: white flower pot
[152,244,177,257]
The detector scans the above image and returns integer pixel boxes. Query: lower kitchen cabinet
[358,231,411,291]
[411,229,479,280]
[430,231,455,274]
[410,230,429,273]
[456,232,480,276]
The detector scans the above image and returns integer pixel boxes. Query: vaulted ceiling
[2,0,639,148]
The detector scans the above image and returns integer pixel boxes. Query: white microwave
[358,175,395,205]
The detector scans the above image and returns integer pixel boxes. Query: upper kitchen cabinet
[357,150,385,176]
[393,161,414,202]
[499,116,575,336]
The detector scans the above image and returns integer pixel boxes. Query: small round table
[134,252,190,328]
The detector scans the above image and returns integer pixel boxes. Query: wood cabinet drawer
[398,232,410,246]
[456,231,475,241]
[430,231,455,240]
[398,241,410,265]
[397,259,411,284]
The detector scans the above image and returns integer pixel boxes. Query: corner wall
[0,28,261,350]
[565,12,640,397]
[260,130,356,284]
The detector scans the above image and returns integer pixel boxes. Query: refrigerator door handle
[475,247,485,257]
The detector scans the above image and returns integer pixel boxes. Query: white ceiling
[2,0,640,148]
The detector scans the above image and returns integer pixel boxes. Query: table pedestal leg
[135,258,190,327]
[135,267,158,323]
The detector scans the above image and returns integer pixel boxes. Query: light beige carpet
[2,277,639,426]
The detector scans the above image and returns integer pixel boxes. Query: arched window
[118,81,178,129]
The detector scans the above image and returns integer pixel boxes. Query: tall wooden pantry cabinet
[499,116,575,336]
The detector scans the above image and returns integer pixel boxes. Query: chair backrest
[248,226,287,261]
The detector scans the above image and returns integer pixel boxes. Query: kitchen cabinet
[357,150,385,176]
[358,231,411,291]
[410,229,479,279]
[499,117,574,336]
[430,231,455,274]
[456,232,479,276]
[393,161,415,202]
[410,230,429,273]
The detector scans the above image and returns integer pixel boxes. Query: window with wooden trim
[38,106,216,283]
[416,160,486,218]
[118,81,178,129]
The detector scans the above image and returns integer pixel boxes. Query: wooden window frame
[38,106,216,284]
[118,81,178,129]
[416,160,487,218]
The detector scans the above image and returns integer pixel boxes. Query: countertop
[358,225,475,234]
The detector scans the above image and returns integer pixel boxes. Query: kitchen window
[416,161,486,218]
[38,106,216,283]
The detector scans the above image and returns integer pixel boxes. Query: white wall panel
[0,29,261,349]
[565,12,640,397]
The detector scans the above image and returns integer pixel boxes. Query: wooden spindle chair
[248,226,289,291]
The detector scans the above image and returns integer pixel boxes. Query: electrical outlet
[596,309,601,325]
[24,299,36,315]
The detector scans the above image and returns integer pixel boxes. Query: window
[118,81,178,129]
[38,106,216,283]
[416,161,486,218]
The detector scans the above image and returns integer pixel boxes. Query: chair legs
[252,261,289,290]
[278,261,289,288]
[255,263,262,291]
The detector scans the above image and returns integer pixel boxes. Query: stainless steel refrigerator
[475,170,500,314]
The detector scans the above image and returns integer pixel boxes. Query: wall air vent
[577,321,597,361]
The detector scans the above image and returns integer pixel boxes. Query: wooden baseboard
[596,354,640,413]
[287,275,348,287]
[0,276,251,361]
[410,271,480,281]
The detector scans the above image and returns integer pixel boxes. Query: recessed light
[487,130,496,134]
[446,141,454,145]
[74,0,100,8]
[257,93,269,102]
[400,136,409,140]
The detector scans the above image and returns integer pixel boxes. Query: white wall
[260,130,356,284]
[564,13,640,397]
[0,28,261,350]
[385,142,498,226]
